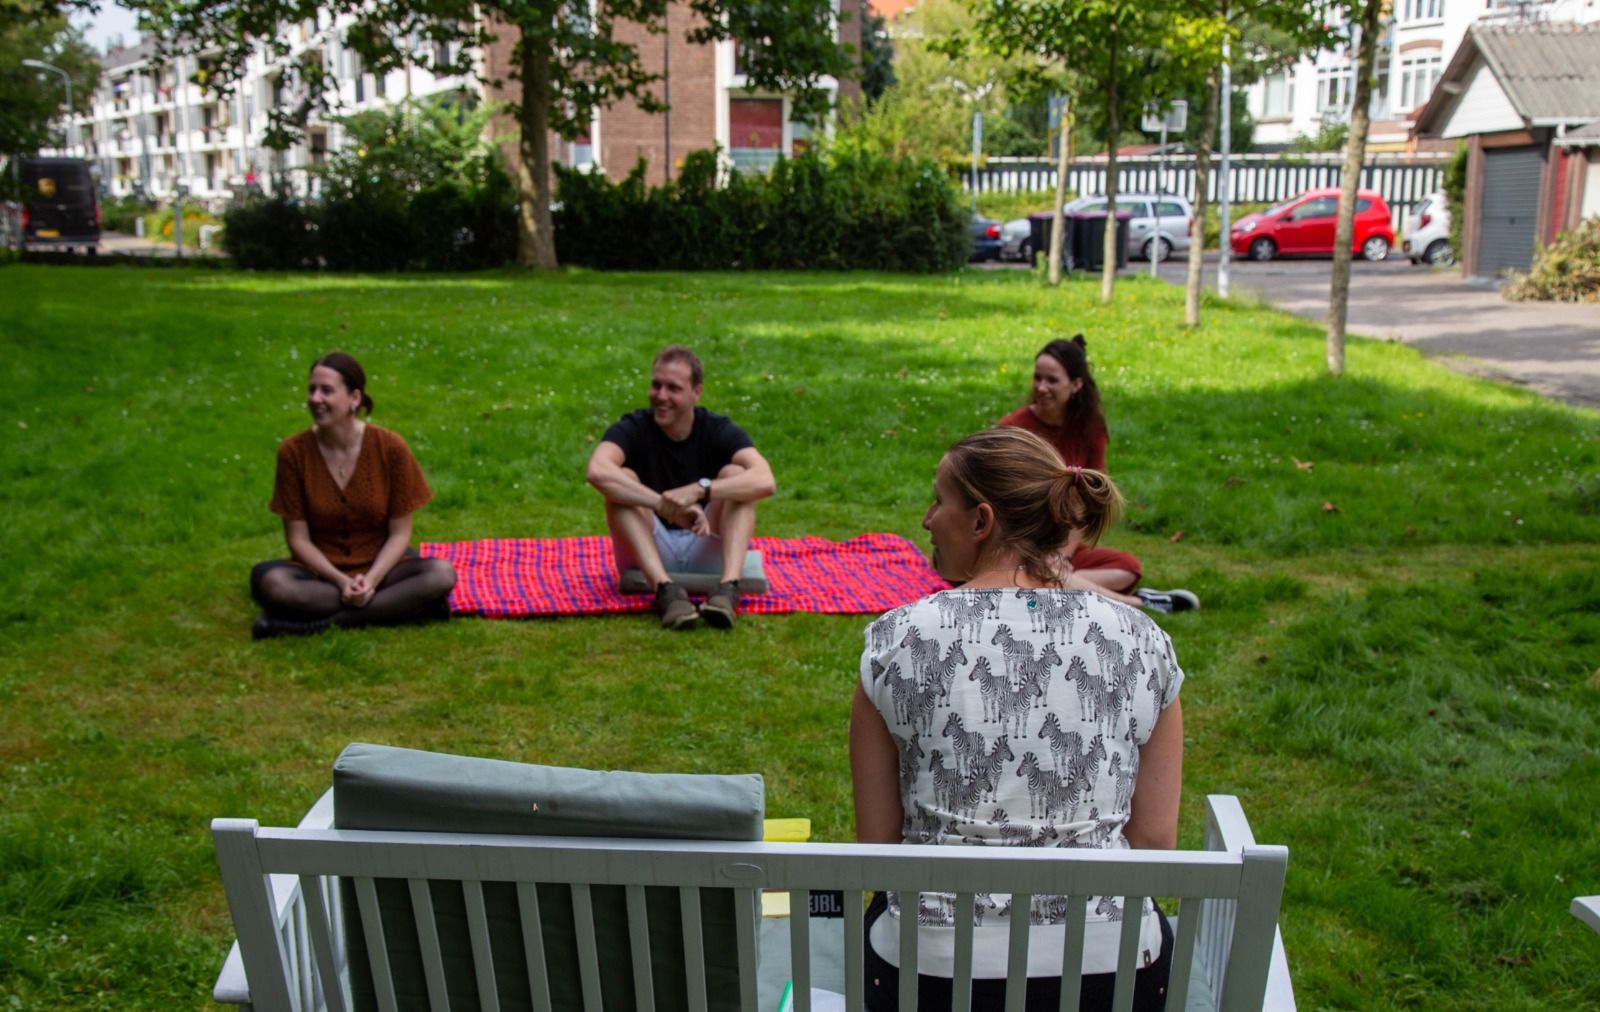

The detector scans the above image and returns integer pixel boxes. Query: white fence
[965,153,1450,228]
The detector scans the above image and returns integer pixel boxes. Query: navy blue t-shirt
[602,407,754,526]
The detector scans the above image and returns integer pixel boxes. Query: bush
[1443,140,1467,265]
[222,196,318,270]
[222,150,516,272]
[553,148,968,273]
[100,195,154,233]
[1504,217,1600,302]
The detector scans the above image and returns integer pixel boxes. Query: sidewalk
[1154,255,1600,410]
[99,231,185,258]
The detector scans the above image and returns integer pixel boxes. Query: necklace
[316,421,364,486]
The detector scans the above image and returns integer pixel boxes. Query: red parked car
[1230,187,1394,262]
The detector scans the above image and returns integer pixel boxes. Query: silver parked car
[1403,191,1453,266]
[1000,193,1193,263]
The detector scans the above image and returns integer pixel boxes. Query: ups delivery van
[21,157,100,252]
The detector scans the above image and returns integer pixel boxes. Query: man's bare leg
[606,500,669,586]
[707,463,757,583]
[602,465,671,587]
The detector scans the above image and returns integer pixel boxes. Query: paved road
[1150,255,1600,410]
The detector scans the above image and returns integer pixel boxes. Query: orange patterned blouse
[269,425,433,572]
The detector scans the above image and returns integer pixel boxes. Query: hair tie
[1066,465,1081,487]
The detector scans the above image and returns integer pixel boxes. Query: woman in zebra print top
[851,427,1185,1012]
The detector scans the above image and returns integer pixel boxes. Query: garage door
[1478,146,1542,277]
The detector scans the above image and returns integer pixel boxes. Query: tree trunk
[1185,62,1220,327]
[1100,32,1119,304]
[1048,93,1073,286]
[1327,0,1380,376]
[516,35,558,270]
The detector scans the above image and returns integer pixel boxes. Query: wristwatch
[698,478,713,504]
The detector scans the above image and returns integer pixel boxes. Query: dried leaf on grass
[1169,530,1185,542]
[1322,501,1341,513]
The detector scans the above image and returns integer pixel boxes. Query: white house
[55,19,475,201]
[1246,0,1600,153]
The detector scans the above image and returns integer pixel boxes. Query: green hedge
[222,178,516,272]
[553,148,969,272]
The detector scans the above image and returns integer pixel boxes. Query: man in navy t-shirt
[586,345,776,630]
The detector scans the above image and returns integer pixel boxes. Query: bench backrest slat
[513,882,552,1012]
[351,878,396,1012]
[1110,896,1144,1012]
[950,891,976,1012]
[898,890,918,1011]
[461,880,501,1012]
[1057,893,1089,1012]
[842,888,866,1010]
[301,872,348,1012]
[787,890,811,1010]
[731,887,759,1012]
[1165,893,1204,1009]
[1005,891,1031,1012]
[675,885,707,1012]
[404,879,450,1011]
[625,885,657,1012]
[569,882,602,1010]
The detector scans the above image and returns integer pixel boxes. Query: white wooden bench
[212,793,1294,1012]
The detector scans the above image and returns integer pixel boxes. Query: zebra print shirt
[859,588,1183,975]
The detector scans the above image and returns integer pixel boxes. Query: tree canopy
[123,0,854,268]
[1,9,99,156]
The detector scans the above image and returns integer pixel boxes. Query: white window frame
[1399,52,1443,111]
[1261,70,1292,119]
[1316,66,1353,113]
[1401,0,1443,22]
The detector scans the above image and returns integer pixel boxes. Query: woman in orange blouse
[249,352,456,639]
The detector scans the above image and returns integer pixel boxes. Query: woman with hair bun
[999,335,1197,613]
[249,351,456,639]
[851,427,1185,1011]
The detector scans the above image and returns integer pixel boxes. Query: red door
[1277,196,1338,253]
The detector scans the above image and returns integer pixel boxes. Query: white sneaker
[1136,588,1200,613]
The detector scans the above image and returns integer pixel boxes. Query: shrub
[1504,217,1600,303]
[409,173,517,272]
[222,195,318,270]
[553,148,968,273]
[100,195,154,233]
[1443,140,1467,265]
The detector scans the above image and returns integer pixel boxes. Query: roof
[1415,23,1600,136]
[102,37,159,72]
[1554,120,1600,146]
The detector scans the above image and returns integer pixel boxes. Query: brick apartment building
[482,0,864,187]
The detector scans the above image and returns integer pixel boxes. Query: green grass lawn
[2,263,1598,1010]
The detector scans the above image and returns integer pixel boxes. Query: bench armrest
[1573,896,1600,936]
[212,789,335,1006]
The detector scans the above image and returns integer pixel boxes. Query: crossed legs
[605,463,756,586]
[251,555,457,629]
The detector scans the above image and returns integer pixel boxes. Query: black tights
[250,555,456,628]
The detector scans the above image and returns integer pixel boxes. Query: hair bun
[1071,333,1087,349]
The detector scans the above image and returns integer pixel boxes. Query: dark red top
[997,406,1108,472]
[269,425,433,572]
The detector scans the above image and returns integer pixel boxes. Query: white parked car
[1000,193,1193,263]
[1403,192,1454,266]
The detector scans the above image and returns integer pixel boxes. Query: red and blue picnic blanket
[419,534,948,618]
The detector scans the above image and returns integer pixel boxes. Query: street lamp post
[22,59,74,154]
